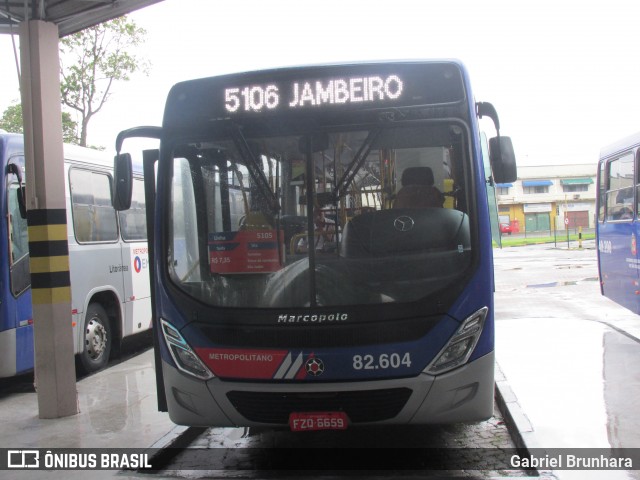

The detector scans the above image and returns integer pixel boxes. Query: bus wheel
[79,303,112,373]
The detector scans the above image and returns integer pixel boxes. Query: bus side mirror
[489,136,517,184]
[113,153,133,211]
[17,185,26,219]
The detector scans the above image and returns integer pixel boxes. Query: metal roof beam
[0,0,163,36]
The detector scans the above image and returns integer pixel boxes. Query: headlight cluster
[161,319,214,380]
[425,307,488,375]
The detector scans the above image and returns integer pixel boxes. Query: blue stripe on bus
[15,324,34,375]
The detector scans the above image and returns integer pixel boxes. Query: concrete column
[19,20,78,418]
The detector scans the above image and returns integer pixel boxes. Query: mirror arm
[477,101,504,168]
[7,162,22,185]
[115,126,163,155]
[476,102,501,132]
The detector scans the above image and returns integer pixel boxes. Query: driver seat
[394,167,444,208]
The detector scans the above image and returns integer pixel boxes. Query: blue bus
[113,61,516,429]
[0,132,151,377]
[597,132,640,314]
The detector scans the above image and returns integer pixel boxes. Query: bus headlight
[425,307,488,375]
[161,319,214,380]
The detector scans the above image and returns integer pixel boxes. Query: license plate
[289,412,349,431]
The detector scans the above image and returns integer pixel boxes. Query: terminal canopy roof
[0,0,163,36]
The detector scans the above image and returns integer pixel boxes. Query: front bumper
[162,351,494,427]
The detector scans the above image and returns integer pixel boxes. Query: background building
[496,164,596,233]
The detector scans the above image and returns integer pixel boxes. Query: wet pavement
[151,405,531,478]
[494,240,640,480]
[2,239,639,479]
[0,348,178,479]
[0,349,172,450]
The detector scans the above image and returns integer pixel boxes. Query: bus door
[68,167,126,336]
[599,151,638,313]
[2,157,34,376]
[118,177,151,336]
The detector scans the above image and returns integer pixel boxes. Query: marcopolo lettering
[277,313,349,324]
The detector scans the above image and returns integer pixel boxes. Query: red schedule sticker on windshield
[209,230,283,273]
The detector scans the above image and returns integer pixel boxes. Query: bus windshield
[167,121,473,308]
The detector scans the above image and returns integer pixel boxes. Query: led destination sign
[163,63,466,126]
[224,75,404,113]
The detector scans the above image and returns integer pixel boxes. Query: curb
[495,361,558,479]
[495,362,537,451]
[138,425,207,473]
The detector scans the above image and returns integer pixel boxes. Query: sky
[1,0,639,167]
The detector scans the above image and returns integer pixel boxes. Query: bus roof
[600,131,640,160]
[0,132,23,159]
[64,142,112,167]
[0,132,142,174]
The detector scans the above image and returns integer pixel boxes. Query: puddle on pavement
[527,277,599,288]
[498,318,640,457]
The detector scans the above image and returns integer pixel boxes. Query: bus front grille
[226,388,412,424]
[196,318,438,349]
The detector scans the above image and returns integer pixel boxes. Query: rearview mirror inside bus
[489,136,517,184]
[298,132,329,153]
[113,153,133,211]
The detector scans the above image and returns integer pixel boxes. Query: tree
[59,16,148,147]
[0,103,79,144]
[0,104,23,133]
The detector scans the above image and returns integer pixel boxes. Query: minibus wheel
[79,303,112,373]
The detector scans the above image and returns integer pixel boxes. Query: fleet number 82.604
[352,352,412,370]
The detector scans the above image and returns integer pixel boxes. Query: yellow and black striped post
[28,209,71,305]
[20,19,78,418]
[578,226,583,249]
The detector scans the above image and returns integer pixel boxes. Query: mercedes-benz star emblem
[305,357,325,376]
[393,216,415,232]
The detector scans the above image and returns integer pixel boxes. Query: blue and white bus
[0,132,151,377]
[114,60,516,429]
[597,132,640,314]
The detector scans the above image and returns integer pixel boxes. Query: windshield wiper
[334,127,383,199]
[227,123,280,214]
